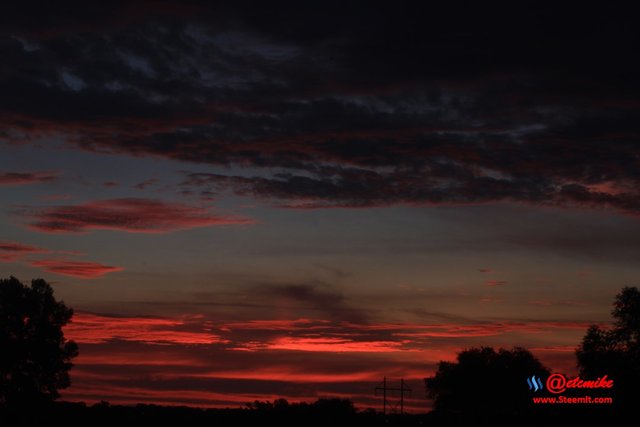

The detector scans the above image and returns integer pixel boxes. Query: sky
[1,1,640,412]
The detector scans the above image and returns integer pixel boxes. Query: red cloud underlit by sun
[0,241,46,253]
[235,336,410,353]
[66,312,223,345]
[58,311,591,410]
[30,259,123,278]
[337,320,590,338]
[193,369,387,383]
[389,322,588,338]
[0,254,21,262]
[222,319,592,351]
[65,313,594,351]
[23,198,254,234]
[0,240,48,262]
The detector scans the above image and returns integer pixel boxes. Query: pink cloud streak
[25,198,254,234]
[30,259,123,278]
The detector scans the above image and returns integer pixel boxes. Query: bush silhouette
[576,286,640,412]
[0,276,78,407]
[425,346,549,419]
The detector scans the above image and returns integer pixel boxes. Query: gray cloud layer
[2,2,639,212]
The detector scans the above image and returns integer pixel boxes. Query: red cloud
[58,312,589,411]
[65,312,223,345]
[63,337,431,410]
[220,318,593,352]
[265,336,408,353]
[0,171,57,185]
[233,336,409,353]
[196,368,385,383]
[0,240,47,253]
[391,321,589,338]
[486,280,508,286]
[24,198,254,233]
[0,240,48,262]
[0,254,20,262]
[30,259,123,278]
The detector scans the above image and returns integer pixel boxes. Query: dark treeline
[0,397,622,427]
[0,399,428,427]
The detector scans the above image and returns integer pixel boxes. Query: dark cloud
[133,178,158,190]
[0,171,57,186]
[19,198,254,233]
[1,3,639,212]
[250,282,368,323]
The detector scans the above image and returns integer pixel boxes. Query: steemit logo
[527,375,544,392]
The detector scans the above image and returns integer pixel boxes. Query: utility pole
[375,377,412,415]
[400,378,404,414]
[383,376,387,415]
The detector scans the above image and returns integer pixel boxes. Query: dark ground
[0,400,622,427]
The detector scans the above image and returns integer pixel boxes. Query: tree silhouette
[0,276,78,407]
[244,398,357,426]
[425,347,549,419]
[576,286,640,412]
